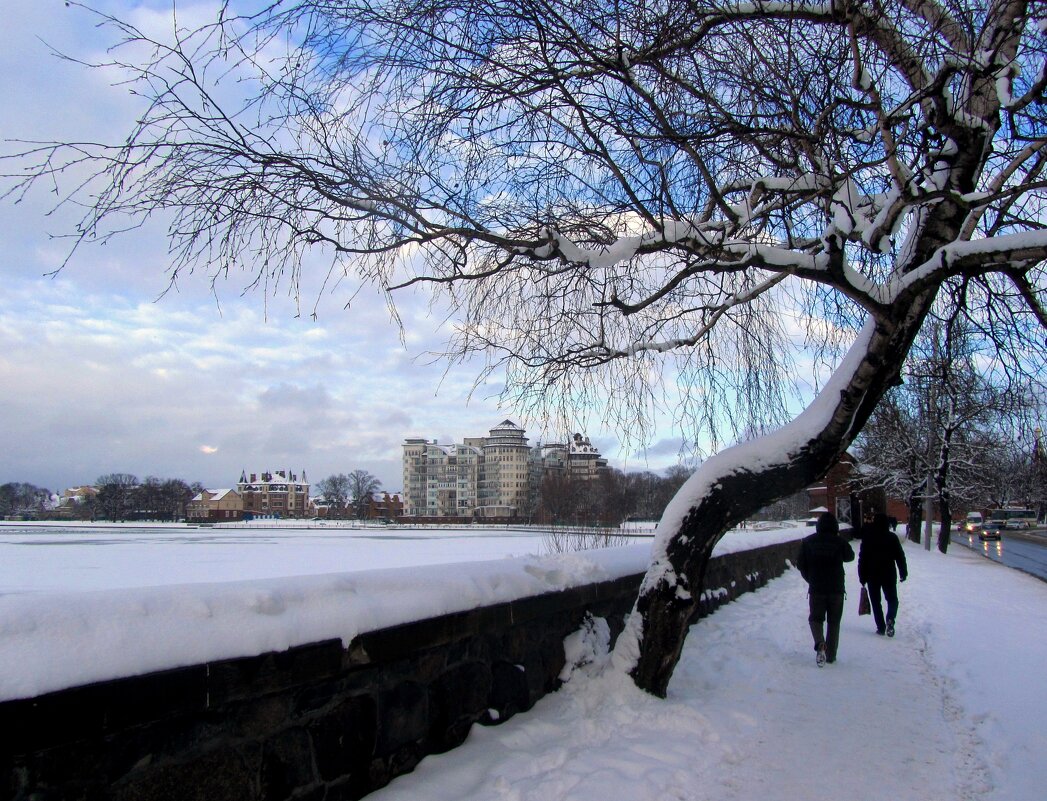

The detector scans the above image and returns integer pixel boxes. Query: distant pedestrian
[797,512,855,667]
[857,513,908,637]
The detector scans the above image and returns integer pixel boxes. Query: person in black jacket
[857,512,908,637]
[797,512,855,666]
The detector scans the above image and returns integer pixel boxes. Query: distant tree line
[90,474,204,522]
[0,482,52,518]
[0,475,205,522]
[533,466,691,528]
[533,465,811,529]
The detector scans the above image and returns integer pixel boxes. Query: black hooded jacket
[858,522,908,585]
[797,527,855,595]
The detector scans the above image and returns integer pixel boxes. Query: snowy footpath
[369,541,1047,801]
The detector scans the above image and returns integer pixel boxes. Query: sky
[0,1,698,494]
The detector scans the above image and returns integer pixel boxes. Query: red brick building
[237,470,311,519]
[806,453,909,525]
[364,491,404,522]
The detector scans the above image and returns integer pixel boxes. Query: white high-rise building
[401,421,606,519]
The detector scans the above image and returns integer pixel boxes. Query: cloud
[641,437,687,458]
[0,2,697,496]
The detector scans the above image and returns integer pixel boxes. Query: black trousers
[808,593,845,661]
[866,580,899,633]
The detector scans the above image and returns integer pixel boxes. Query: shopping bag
[858,586,871,616]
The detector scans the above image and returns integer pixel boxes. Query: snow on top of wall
[0,525,802,702]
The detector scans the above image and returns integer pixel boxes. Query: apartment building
[402,421,606,520]
[539,433,609,481]
[402,439,485,518]
[475,419,534,519]
[237,469,311,519]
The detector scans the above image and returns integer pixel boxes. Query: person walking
[797,512,855,667]
[857,512,908,637]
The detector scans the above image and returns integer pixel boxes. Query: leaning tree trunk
[616,297,936,697]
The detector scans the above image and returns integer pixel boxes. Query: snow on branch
[896,230,1047,296]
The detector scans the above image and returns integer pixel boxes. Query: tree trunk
[936,423,955,554]
[907,487,924,545]
[619,300,934,696]
[937,474,952,554]
[937,500,952,553]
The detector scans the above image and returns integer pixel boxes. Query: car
[1005,519,1028,530]
[979,522,1003,540]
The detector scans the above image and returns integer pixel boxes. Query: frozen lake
[0,522,651,594]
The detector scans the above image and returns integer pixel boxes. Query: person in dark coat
[797,512,855,666]
[857,512,908,637]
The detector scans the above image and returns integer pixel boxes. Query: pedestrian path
[368,543,1046,801]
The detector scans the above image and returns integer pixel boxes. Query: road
[954,528,1047,583]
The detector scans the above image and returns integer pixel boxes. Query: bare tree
[5,1,1046,694]
[981,432,1047,509]
[535,471,581,525]
[347,469,382,518]
[0,482,51,518]
[95,473,139,522]
[160,478,196,521]
[854,319,1020,551]
[316,473,352,517]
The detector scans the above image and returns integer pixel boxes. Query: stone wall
[2,539,800,801]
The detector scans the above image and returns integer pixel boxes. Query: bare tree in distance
[854,317,1029,552]
[95,473,139,522]
[0,483,52,518]
[4,1,1046,695]
[315,473,352,517]
[347,469,382,518]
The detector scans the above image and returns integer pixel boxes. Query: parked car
[979,522,1004,541]
[1005,519,1027,530]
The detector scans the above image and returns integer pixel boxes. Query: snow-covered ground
[3,521,1043,800]
[0,521,801,700]
[367,540,1046,801]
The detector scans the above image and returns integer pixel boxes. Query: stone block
[220,693,296,742]
[260,727,316,801]
[426,662,491,752]
[110,742,262,801]
[309,695,377,782]
[207,640,343,706]
[321,773,372,801]
[375,682,427,756]
[1,666,208,755]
